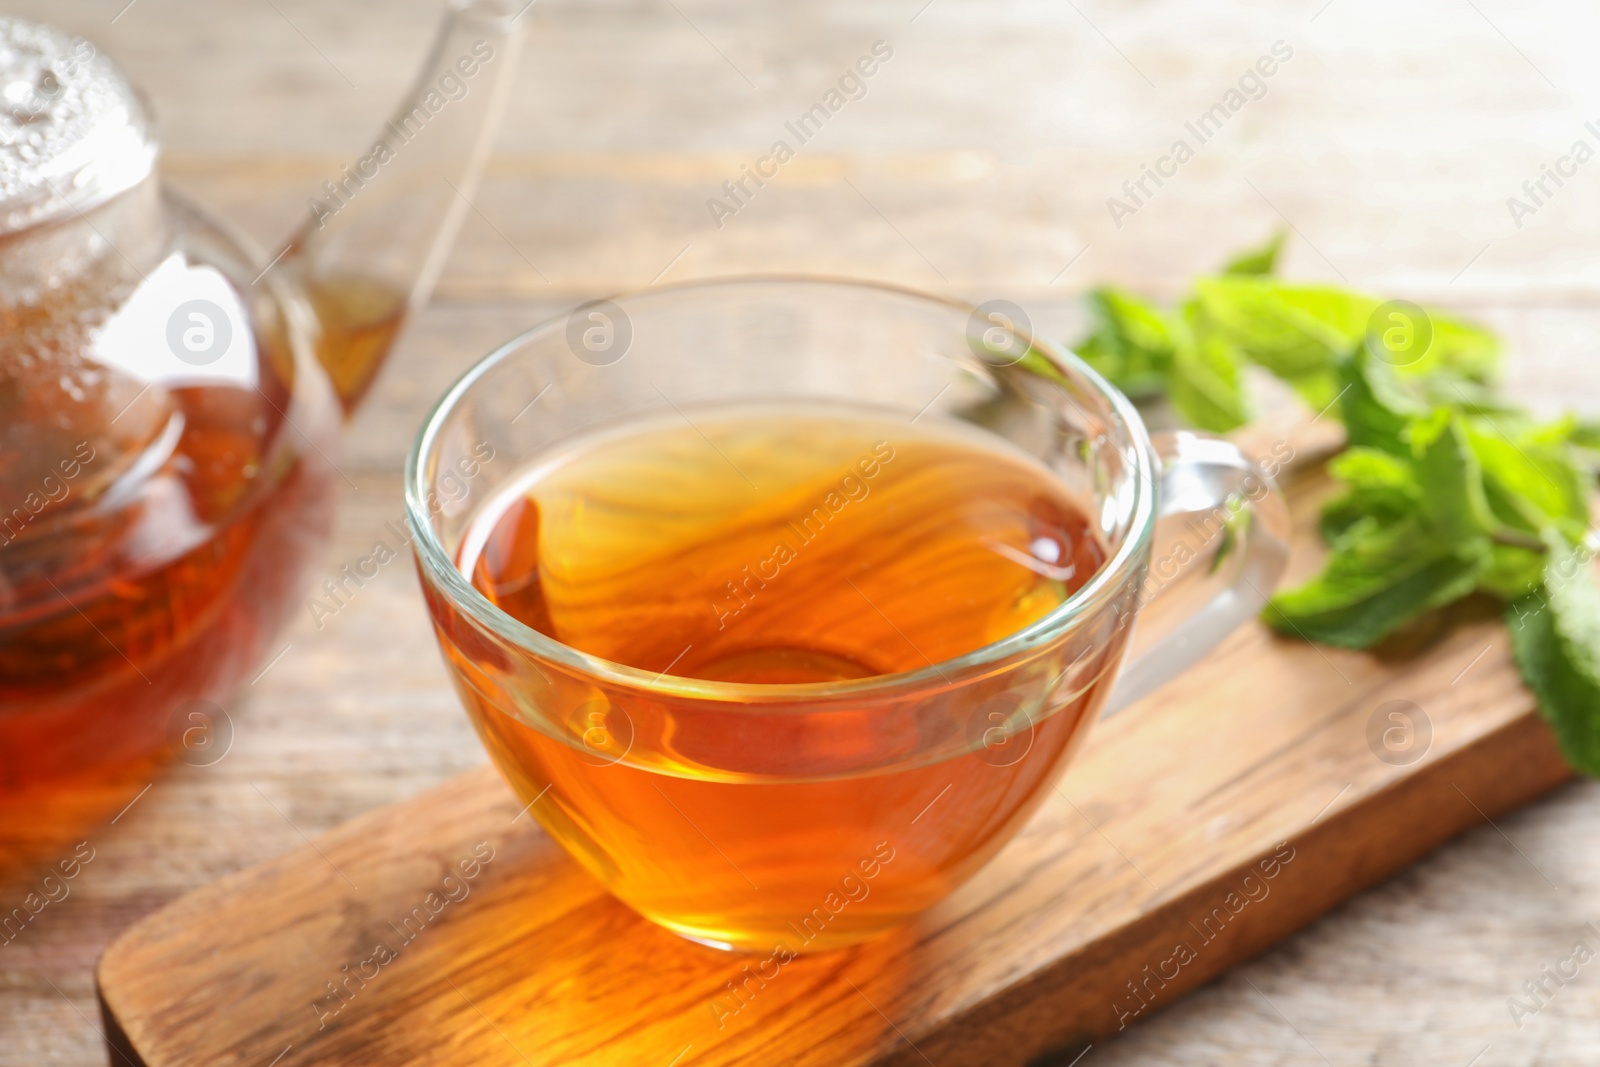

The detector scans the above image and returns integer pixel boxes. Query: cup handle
[1103,429,1293,714]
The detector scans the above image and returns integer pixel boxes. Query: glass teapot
[0,5,522,790]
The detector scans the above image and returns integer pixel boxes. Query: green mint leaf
[1191,277,1353,393]
[1165,301,1250,432]
[1413,414,1499,545]
[1481,545,1547,600]
[1542,416,1600,485]
[1566,417,1600,454]
[1424,317,1500,383]
[1221,230,1286,276]
[1509,539,1600,776]
[1269,415,1495,647]
[1193,278,1499,409]
[1073,288,1175,399]
[1465,420,1590,541]
[1327,447,1417,494]
[1282,290,1497,384]
[1322,357,1573,606]
[1420,373,1520,416]
[1316,414,1497,545]
[1267,284,1378,340]
[1336,344,1432,455]
[1167,333,1250,432]
[1318,447,1422,542]
[1265,516,1491,647]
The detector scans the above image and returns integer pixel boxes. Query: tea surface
[462,405,1107,683]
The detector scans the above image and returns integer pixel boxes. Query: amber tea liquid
[445,403,1119,950]
[0,270,401,795]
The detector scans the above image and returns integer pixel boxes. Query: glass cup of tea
[407,277,1288,952]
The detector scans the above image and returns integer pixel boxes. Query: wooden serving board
[96,418,1575,1067]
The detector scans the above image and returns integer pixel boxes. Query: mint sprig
[1071,235,1600,774]
[1511,537,1600,775]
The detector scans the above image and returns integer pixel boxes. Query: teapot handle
[278,0,527,413]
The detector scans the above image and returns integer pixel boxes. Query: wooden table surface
[6,1,1600,1064]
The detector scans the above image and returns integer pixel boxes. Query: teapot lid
[0,18,155,236]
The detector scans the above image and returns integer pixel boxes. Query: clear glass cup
[407,277,1288,952]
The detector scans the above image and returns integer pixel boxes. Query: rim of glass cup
[405,274,1156,704]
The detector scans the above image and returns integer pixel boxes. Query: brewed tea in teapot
[0,4,522,789]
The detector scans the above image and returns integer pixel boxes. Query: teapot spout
[278,1,524,413]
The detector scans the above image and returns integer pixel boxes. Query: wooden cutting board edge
[92,766,513,1067]
[902,707,1574,1067]
[92,708,1574,1067]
